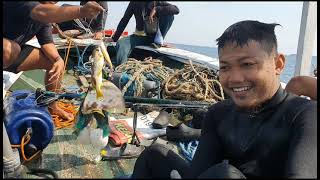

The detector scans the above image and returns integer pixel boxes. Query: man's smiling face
[218,40,284,109]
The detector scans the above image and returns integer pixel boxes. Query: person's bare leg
[16,47,74,120]
[3,38,21,69]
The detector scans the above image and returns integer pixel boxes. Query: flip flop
[101,143,145,160]
[152,110,169,129]
[166,123,201,142]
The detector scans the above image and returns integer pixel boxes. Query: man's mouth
[231,86,252,92]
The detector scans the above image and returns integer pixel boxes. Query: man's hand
[93,31,104,40]
[149,7,156,23]
[80,1,105,19]
[104,37,114,43]
[48,58,65,82]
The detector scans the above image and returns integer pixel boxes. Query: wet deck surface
[21,67,137,178]
[9,53,182,178]
[25,128,137,178]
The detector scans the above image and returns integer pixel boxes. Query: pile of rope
[163,60,224,103]
[51,101,79,129]
[115,57,174,97]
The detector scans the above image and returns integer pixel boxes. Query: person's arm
[185,106,224,178]
[284,101,317,178]
[36,26,64,81]
[285,76,317,100]
[110,2,135,42]
[30,1,105,24]
[41,43,65,82]
[87,1,108,32]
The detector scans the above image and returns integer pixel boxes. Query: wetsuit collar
[236,85,287,114]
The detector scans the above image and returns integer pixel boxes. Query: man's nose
[227,69,245,83]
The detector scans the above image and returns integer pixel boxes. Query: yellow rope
[163,60,224,103]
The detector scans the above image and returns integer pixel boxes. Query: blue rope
[178,140,199,162]
[119,72,136,96]
[74,44,95,75]
[178,122,199,162]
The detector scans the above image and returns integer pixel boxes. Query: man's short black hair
[216,20,281,55]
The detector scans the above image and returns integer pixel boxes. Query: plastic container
[4,90,54,151]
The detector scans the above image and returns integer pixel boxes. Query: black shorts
[4,45,35,73]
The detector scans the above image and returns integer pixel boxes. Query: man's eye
[242,62,255,67]
[219,66,229,71]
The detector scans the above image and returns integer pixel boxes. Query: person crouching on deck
[3,1,105,120]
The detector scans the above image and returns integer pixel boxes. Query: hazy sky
[58,1,317,56]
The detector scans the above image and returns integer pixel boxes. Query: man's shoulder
[284,93,316,110]
[4,1,40,15]
[282,93,317,121]
[4,1,39,7]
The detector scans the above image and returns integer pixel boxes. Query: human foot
[49,101,74,120]
[162,43,174,48]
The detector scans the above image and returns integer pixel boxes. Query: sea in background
[172,43,317,84]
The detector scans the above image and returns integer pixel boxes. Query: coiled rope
[163,60,224,103]
[115,57,173,97]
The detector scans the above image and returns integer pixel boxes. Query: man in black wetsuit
[130,20,317,178]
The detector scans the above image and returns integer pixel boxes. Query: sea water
[173,43,317,84]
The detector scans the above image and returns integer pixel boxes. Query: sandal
[101,143,145,160]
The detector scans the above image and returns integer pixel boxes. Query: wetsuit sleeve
[285,101,317,178]
[36,24,54,45]
[112,2,135,42]
[186,106,224,178]
[155,2,180,16]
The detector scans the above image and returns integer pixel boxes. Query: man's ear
[274,54,285,75]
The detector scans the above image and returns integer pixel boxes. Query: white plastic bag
[154,28,164,46]
[89,128,109,149]
[76,126,91,145]
[76,125,109,149]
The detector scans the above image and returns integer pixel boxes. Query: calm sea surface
[173,43,317,84]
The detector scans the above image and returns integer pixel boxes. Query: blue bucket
[4,90,54,151]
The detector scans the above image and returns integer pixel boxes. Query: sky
[58,1,317,56]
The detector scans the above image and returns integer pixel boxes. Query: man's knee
[3,39,21,68]
[198,162,246,179]
[286,76,303,93]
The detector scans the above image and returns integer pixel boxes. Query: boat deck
[15,66,137,178]
[6,43,200,178]
[25,128,137,178]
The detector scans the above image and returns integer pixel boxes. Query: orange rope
[11,134,42,163]
[54,39,73,91]
[51,101,79,129]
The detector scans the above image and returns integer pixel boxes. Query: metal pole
[294,1,317,76]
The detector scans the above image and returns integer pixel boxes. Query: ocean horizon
[171,43,317,84]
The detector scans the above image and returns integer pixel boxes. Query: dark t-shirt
[187,87,317,178]
[111,2,145,42]
[3,1,53,46]
[112,1,180,42]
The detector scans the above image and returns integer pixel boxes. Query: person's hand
[48,58,65,82]
[149,7,156,23]
[79,1,105,19]
[104,37,114,43]
[93,31,103,40]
